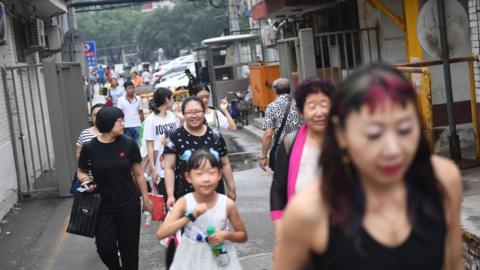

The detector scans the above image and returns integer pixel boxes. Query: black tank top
[310,217,446,270]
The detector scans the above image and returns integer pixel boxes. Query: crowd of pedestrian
[72,62,463,270]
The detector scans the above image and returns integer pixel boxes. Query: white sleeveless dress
[170,193,243,270]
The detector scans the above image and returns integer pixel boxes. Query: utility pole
[436,0,461,161]
[227,0,240,34]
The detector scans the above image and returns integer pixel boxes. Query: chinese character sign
[84,40,97,67]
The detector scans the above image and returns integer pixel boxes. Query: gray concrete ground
[0,87,274,270]
[0,166,274,270]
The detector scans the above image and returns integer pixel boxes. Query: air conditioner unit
[26,19,46,49]
[261,25,277,48]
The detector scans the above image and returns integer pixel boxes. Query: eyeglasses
[184,110,204,117]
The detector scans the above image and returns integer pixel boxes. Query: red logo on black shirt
[119,152,125,158]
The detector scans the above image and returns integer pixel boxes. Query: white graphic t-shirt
[142,111,179,177]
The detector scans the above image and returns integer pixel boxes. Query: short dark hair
[186,147,223,172]
[181,96,205,114]
[185,69,191,74]
[96,106,124,133]
[294,77,335,113]
[91,103,105,114]
[124,80,134,88]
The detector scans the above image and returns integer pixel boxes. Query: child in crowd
[156,148,247,270]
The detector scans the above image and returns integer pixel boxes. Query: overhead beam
[366,0,405,30]
[68,0,154,8]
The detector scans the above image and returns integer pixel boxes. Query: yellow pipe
[468,60,480,158]
[366,0,405,30]
[403,0,423,63]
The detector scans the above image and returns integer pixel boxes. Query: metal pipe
[19,69,37,182]
[34,67,52,171]
[1,68,23,201]
[436,0,461,160]
[11,69,31,195]
[26,68,43,172]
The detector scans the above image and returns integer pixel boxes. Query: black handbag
[269,98,292,170]
[66,192,101,238]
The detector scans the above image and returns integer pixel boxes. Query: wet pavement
[0,124,274,270]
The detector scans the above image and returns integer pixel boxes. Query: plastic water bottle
[143,211,152,228]
[206,225,230,266]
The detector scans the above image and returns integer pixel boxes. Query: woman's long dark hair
[320,63,445,249]
[150,87,172,114]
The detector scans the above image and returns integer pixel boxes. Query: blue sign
[84,40,97,67]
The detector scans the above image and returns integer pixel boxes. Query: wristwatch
[259,155,267,160]
[185,210,196,222]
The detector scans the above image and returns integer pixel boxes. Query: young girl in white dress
[156,147,247,270]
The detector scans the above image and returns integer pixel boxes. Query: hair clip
[180,149,193,161]
[209,148,220,161]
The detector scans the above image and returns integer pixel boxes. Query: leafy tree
[77,0,250,62]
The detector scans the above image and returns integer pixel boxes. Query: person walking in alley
[185,69,196,95]
[195,84,237,132]
[108,77,125,107]
[132,71,143,87]
[76,103,104,160]
[116,80,144,143]
[269,77,334,258]
[143,88,179,190]
[273,63,463,269]
[163,96,237,210]
[156,148,247,270]
[77,106,153,270]
[259,78,302,171]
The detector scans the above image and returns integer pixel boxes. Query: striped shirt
[76,128,96,148]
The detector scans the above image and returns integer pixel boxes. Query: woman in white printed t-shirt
[196,84,237,132]
[143,88,179,191]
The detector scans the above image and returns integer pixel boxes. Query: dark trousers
[95,202,141,270]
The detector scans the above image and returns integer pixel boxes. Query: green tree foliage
[136,1,226,59]
[77,1,229,62]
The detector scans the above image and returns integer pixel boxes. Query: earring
[341,150,353,181]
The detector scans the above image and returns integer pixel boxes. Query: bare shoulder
[284,180,325,227]
[431,155,462,199]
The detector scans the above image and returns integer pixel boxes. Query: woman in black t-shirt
[163,96,237,209]
[77,106,152,270]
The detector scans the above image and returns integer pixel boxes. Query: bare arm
[432,156,464,270]
[132,162,153,212]
[164,154,177,208]
[220,156,236,201]
[208,198,247,246]
[273,183,326,270]
[156,197,188,239]
[75,146,81,161]
[156,197,208,240]
[259,128,273,170]
[146,140,157,178]
[139,110,145,122]
[219,98,237,130]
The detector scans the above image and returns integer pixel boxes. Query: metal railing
[396,56,480,159]
[314,27,381,84]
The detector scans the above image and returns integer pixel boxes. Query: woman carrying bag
[77,106,153,270]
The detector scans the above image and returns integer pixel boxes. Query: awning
[202,34,259,46]
[27,0,67,19]
[252,0,335,20]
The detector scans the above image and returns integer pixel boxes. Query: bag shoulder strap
[282,130,299,154]
[273,97,292,147]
